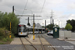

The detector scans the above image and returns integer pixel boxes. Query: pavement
[58,32,75,45]
[10,38,22,44]
[65,32,75,45]
[43,34,75,50]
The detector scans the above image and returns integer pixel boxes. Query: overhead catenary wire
[40,0,46,13]
[14,0,28,15]
[22,0,28,15]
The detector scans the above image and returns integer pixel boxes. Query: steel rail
[38,35,45,50]
[20,37,27,50]
[25,38,37,50]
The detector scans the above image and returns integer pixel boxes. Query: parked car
[47,30,53,35]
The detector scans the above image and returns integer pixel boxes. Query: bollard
[9,33,11,38]
[33,35,35,40]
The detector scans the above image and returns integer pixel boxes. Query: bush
[2,36,13,42]
[6,36,12,41]
[0,28,13,42]
[0,36,3,40]
[0,28,9,37]
[2,38,7,42]
[11,33,15,38]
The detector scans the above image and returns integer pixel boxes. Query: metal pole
[45,20,46,33]
[28,17,29,23]
[33,14,35,40]
[12,6,14,13]
[9,22,11,38]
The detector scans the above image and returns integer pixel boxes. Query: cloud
[68,14,75,20]
[0,0,2,2]
[0,0,75,28]
[68,3,75,10]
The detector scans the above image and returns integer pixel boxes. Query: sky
[0,0,75,28]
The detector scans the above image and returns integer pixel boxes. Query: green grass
[0,42,5,44]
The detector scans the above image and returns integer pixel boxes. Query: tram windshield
[18,25,26,32]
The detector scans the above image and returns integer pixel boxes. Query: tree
[65,23,72,30]
[0,11,20,34]
[54,24,60,28]
[46,24,60,30]
[67,19,75,31]
[46,24,54,30]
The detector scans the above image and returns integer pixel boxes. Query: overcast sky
[0,0,75,28]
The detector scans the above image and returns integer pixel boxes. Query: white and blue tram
[17,24,45,36]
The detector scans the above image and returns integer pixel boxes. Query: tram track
[19,34,56,50]
[38,35,45,50]
[24,38,37,50]
[20,37,37,50]
[20,37,27,50]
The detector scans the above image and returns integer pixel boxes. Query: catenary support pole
[33,14,35,40]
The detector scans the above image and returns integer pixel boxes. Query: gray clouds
[0,0,75,27]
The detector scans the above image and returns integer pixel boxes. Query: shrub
[2,38,7,42]
[0,36,3,40]
[0,27,9,37]
[11,33,15,38]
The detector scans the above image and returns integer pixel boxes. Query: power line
[14,0,28,14]
[40,0,46,13]
[22,0,28,15]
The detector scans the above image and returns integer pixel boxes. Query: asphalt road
[43,34,75,50]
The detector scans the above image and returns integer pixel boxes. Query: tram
[17,24,45,36]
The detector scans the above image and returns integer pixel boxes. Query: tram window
[34,29,35,31]
[18,25,26,32]
[39,29,41,31]
[43,29,45,31]
[31,29,33,31]
[19,29,21,32]
[36,29,37,31]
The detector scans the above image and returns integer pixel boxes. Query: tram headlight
[21,32,22,34]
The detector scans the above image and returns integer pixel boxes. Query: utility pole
[28,17,29,23]
[27,17,31,26]
[10,6,14,38]
[50,10,54,24]
[12,6,14,13]
[33,14,35,40]
[45,20,46,33]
